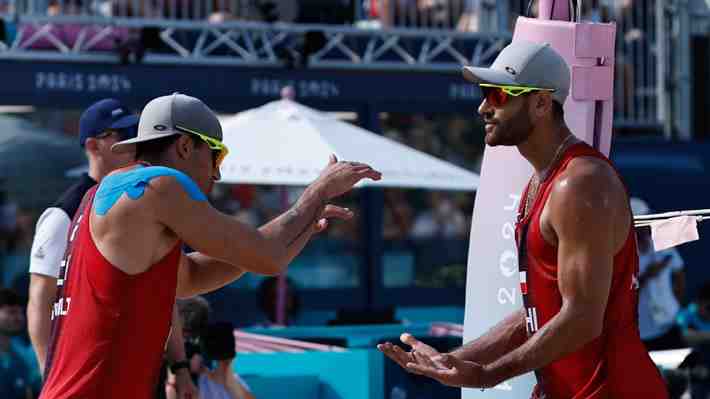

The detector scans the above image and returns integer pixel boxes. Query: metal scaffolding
[0,17,511,71]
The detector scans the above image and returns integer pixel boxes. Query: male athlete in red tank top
[39,93,381,399]
[515,142,666,398]
[42,186,183,398]
[378,41,668,398]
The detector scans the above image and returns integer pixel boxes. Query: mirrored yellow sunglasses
[479,83,556,107]
[175,125,229,168]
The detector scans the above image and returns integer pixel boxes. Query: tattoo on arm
[282,197,326,247]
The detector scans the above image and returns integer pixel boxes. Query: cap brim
[462,66,517,86]
[111,131,179,153]
[109,114,139,130]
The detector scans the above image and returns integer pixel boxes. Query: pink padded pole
[538,0,570,21]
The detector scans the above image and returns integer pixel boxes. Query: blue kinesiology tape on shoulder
[94,165,207,216]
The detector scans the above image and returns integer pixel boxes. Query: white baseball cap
[462,40,571,104]
[112,92,222,153]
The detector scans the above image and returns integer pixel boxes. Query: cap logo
[505,66,517,75]
[154,125,167,131]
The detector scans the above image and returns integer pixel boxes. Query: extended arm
[399,160,627,389]
[161,156,379,296]
[450,309,527,364]
[27,208,71,375]
[27,274,57,374]
[165,305,199,398]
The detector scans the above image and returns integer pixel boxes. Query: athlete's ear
[532,91,554,119]
[84,138,99,155]
[175,135,194,161]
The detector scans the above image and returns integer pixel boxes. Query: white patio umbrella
[219,99,479,191]
[219,99,479,324]
[68,100,480,191]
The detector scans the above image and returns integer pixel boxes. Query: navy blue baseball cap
[79,99,139,147]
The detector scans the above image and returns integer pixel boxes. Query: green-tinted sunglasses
[175,124,229,168]
[479,83,556,107]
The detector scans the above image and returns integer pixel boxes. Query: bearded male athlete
[378,41,668,398]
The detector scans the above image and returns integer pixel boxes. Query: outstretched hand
[405,352,487,388]
[308,154,380,234]
[378,333,444,370]
[316,154,381,200]
[311,204,354,234]
[377,333,488,388]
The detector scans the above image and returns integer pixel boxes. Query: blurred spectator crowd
[205,112,480,292]
[209,113,481,241]
[0,1,515,28]
[0,1,666,32]
[0,0,670,133]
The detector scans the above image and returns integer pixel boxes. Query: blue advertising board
[0,60,482,113]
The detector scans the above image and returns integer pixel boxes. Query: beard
[484,104,534,147]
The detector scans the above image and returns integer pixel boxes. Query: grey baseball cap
[112,92,223,153]
[462,40,570,104]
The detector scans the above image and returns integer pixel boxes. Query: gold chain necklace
[522,134,577,219]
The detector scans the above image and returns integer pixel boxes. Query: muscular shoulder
[550,157,626,211]
[90,167,204,273]
[141,168,207,205]
[548,156,630,240]
[95,166,206,216]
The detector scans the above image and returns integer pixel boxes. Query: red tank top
[515,143,668,399]
[40,186,182,399]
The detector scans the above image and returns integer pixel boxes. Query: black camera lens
[184,340,201,359]
[201,322,236,361]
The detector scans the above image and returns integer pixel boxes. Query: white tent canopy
[219,100,479,191]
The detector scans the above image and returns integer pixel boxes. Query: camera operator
[170,297,255,399]
[200,322,255,399]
